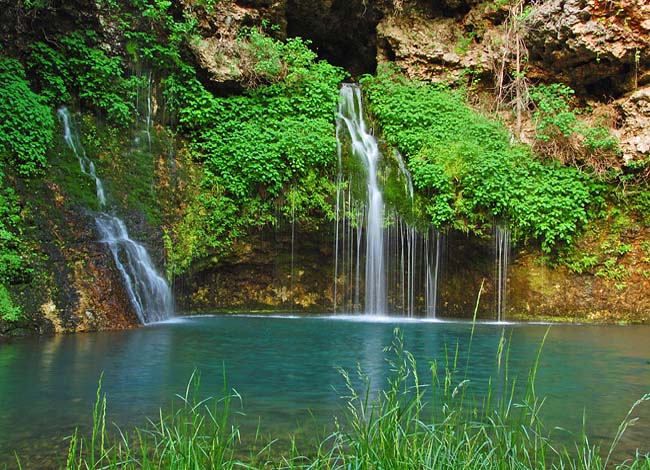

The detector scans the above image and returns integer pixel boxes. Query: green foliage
[0,57,54,175]
[529,83,578,141]
[29,31,139,127]
[164,34,346,268]
[28,43,71,105]
[361,67,596,251]
[0,171,27,322]
[529,83,621,172]
[0,57,44,320]
[0,185,26,283]
[583,125,619,153]
[238,27,286,86]
[0,284,21,322]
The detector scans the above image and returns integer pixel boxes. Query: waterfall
[336,85,386,314]
[334,84,441,317]
[495,225,511,322]
[96,214,173,323]
[58,107,174,324]
[143,70,153,152]
[58,108,106,207]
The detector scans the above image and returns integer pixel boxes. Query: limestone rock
[616,86,650,161]
[377,10,492,82]
[525,0,650,97]
[181,0,287,87]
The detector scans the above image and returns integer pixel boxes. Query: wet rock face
[175,227,335,313]
[6,177,141,335]
[47,209,141,333]
[525,0,650,97]
[0,0,101,55]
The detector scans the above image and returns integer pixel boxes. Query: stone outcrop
[182,0,288,88]
[525,0,650,97]
[376,9,493,83]
[616,86,650,163]
[175,228,334,313]
[17,180,140,334]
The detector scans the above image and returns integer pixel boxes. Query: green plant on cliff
[0,176,26,321]
[0,56,51,320]
[162,33,346,270]
[530,84,620,174]
[361,66,596,252]
[0,284,21,322]
[29,31,139,127]
[0,57,55,176]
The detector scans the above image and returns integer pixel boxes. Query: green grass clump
[62,371,243,470]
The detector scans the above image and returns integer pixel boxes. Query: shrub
[165,34,346,268]
[0,284,21,322]
[530,83,621,175]
[361,67,596,251]
[0,57,54,175]
[29,31,139,127]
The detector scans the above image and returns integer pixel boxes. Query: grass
[28,295,650,469]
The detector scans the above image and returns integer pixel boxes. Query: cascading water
[494,225,511,322]
[95,214,173,323]
[58,107,174,324]
[334,84,442,317]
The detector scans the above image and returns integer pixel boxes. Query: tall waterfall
[336,85,386,314]
[334,84,441,317]
[494,225,510,322]
[58,107,174,324]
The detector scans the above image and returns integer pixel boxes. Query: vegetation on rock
[0,0,648,323]
[361,67,598,252]
[0,57,54,321]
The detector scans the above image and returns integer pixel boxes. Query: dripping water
[58,108,106,207]
[495,225,511,322]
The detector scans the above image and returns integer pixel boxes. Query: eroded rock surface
[616,86,650,162]
[525,0,650,96]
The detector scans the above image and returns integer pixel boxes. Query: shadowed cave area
[285,0,383,76]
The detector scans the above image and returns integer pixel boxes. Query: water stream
[57,107,173,324]
[336,84,386,314]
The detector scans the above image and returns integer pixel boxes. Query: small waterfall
[96,214,173,323]
[425,231,442,318]
[58,109,106,207]
[58,107,174,324]
[334,85,441,317]
[495,225,511,322]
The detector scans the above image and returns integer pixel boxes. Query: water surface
[1,315,649,468]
